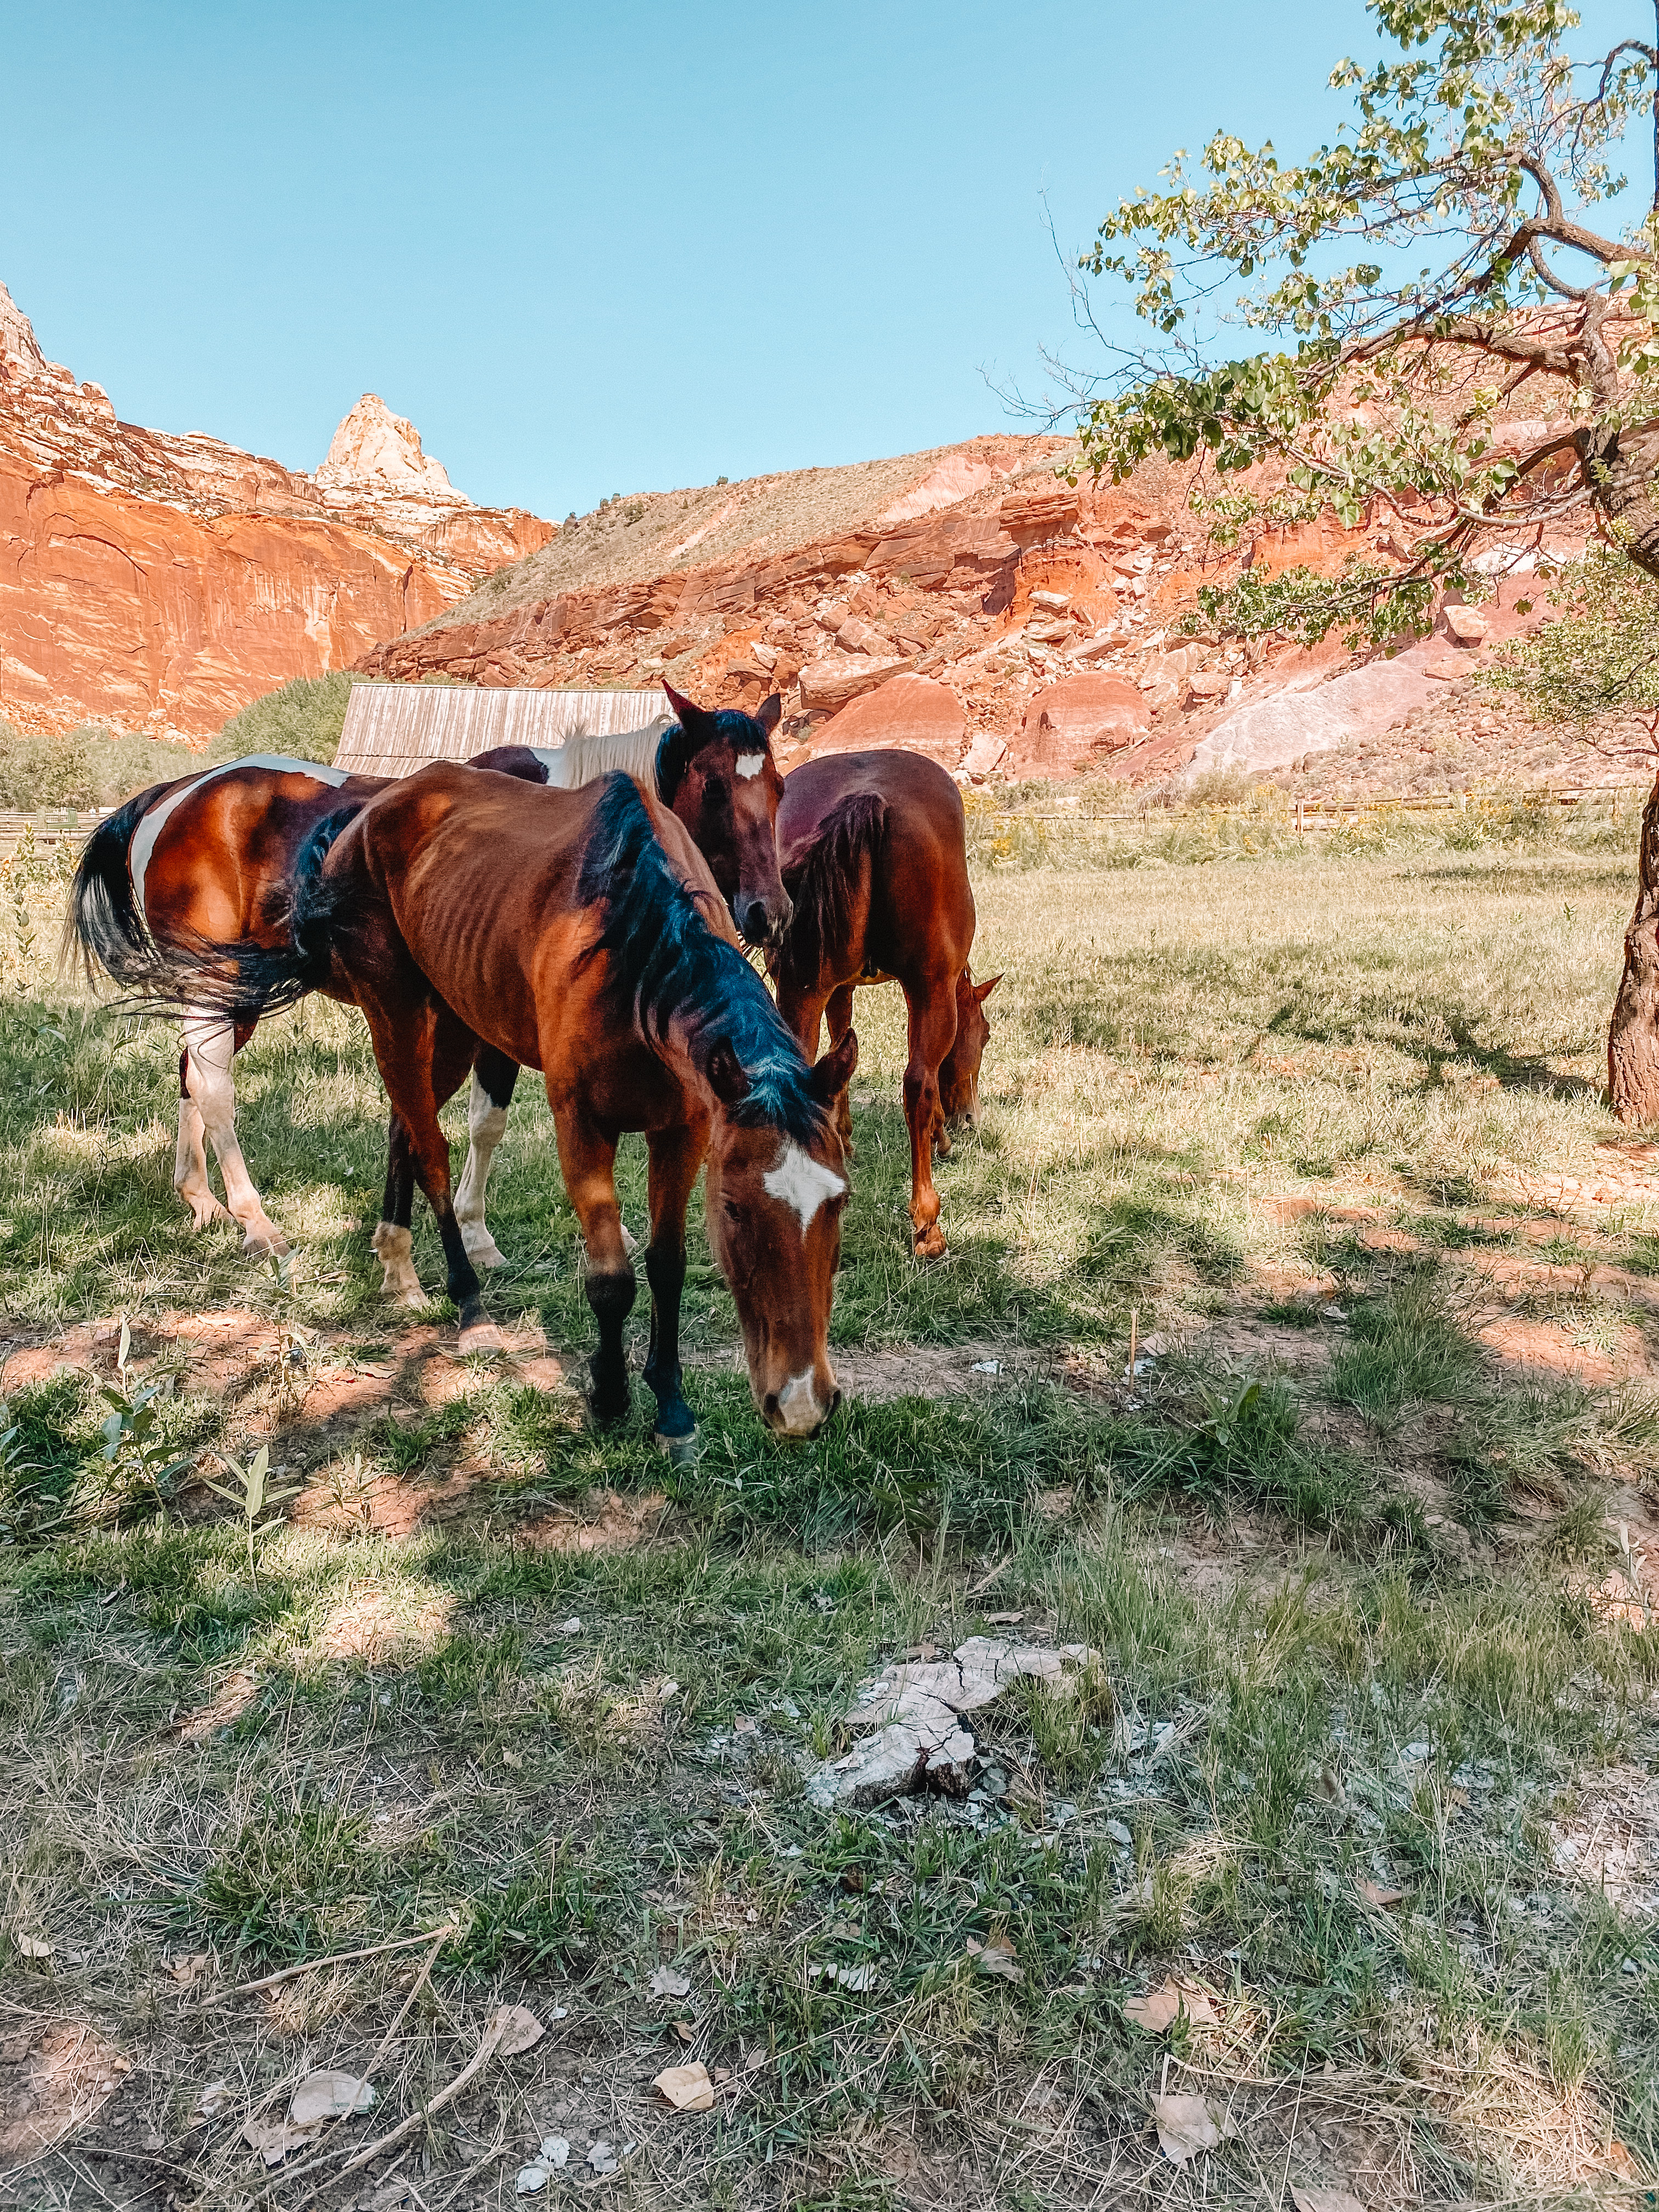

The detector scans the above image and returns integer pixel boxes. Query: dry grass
[4,807,1659,2207]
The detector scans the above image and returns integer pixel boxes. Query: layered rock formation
[356,395,1592,791]
[0,283,554,737]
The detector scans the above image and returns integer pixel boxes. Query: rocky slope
[357,416,1604,792]
[0,282,554,738]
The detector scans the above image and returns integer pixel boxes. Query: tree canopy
[1069,1,1659,639]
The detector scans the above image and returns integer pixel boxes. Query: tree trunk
[1582,421,1659,580]
[1608,767,1659,1121]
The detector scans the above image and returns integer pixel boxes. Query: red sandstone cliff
[0,282,554,738]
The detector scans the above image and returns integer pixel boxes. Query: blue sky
[0,2,1644,518]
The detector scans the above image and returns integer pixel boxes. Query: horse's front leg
[642,1121,707,1462]
[899,973,959,1262]
[453,1046,520,1267]
[822,983,857,1155]
[182,1014,289,1257]
[556,1109,634,1426]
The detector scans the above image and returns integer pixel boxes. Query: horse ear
[754,693,782,737]
[809,1028,859,1102]
[974,973,1003,1002]
[706,1037,751,1108]
[663,682,717,746]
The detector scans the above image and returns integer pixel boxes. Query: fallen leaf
[587,2138,619,2174]
[166,1951,212,1987]
[650,1965,692,1999]
[808,1960,879,1990]
[194,2078,233,2120]
[713,2066,731,2084]
[985,1611,1025,1625]
[539,2137,571,2167]
[242,2112,321,2167]
[290,2070,376,2126]
[966,1934,1024,1982]
[653,2061,716,2112]
[659,1678,681,1702]
[743,2045,768,2072]
[1153,2091,1227,2164]
[672,2018,696,2044]
[494,2004,545,2055]
[501,1749,523,1769]
[733,1716,757,1734]
[1122,1978,1217,2033]
[1290,2190,1365,2212]
[515,2166,549,2196]
[1356,1878,1406,1909]
[16,1934,53,1959]
[559,1617,582,1634]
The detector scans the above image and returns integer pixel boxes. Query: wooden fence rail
[0,809,115,860]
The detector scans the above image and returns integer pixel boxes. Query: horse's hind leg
[182,1014,289,1258]
[900,974,958,1261]
[452,1046,519,1268]
[641,1122,704,1458]
[173,1040,229,1232]
[368,1001,496,1351]
[371,1113,426,1308]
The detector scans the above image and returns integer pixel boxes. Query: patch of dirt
[1550,1764,1659,1918]
[312,1582,459,1662]
[0,2018,129,2166]
[829,1340,1053,1403]
[1474,1311,1639,1384]
[518,1489,670,1553]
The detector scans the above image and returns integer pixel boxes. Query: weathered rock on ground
[806,1635,1098,1811]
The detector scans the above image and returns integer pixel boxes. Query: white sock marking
[764,1142,845,1229]
[735,753,765,780]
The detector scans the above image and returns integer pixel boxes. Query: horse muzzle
[760,1369,840,1438]
[740,891,794,950]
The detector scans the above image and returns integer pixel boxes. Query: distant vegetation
[215,671,353,768]
[0,672,356,810]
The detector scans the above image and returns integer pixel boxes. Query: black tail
[61,783,170,989]
[778,792,887,987]
[105,802,363,1025]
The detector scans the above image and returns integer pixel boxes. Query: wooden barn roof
[334,682,665,780]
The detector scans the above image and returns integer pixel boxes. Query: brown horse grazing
[771,748,999,1259]
[161,765,855,1446]
[65,685,789,1272]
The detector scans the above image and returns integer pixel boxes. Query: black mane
[575,774,826,1143]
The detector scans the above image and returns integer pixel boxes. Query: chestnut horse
[771,748,998,1259]
[66,686,789,1272]
[159,765,855,1446]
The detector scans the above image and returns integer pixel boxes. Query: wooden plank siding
[333,682,666,781]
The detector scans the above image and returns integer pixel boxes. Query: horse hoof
[460,1229,507,1269]
[241,1226,291,1260]
[456,1300,503,1357]
[655,1430,699,1468]
[178,1190,230,1233]
[584,1389,631,1431]
[912,1226,948,1262]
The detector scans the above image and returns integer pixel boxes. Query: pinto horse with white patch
[65,686,790,1274]
[771,747,998,1259]
[159,764,854,1447]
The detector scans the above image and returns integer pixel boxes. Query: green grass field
[4,802,1659,2209]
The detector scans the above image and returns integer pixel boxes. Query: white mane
[533,714,674,795]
